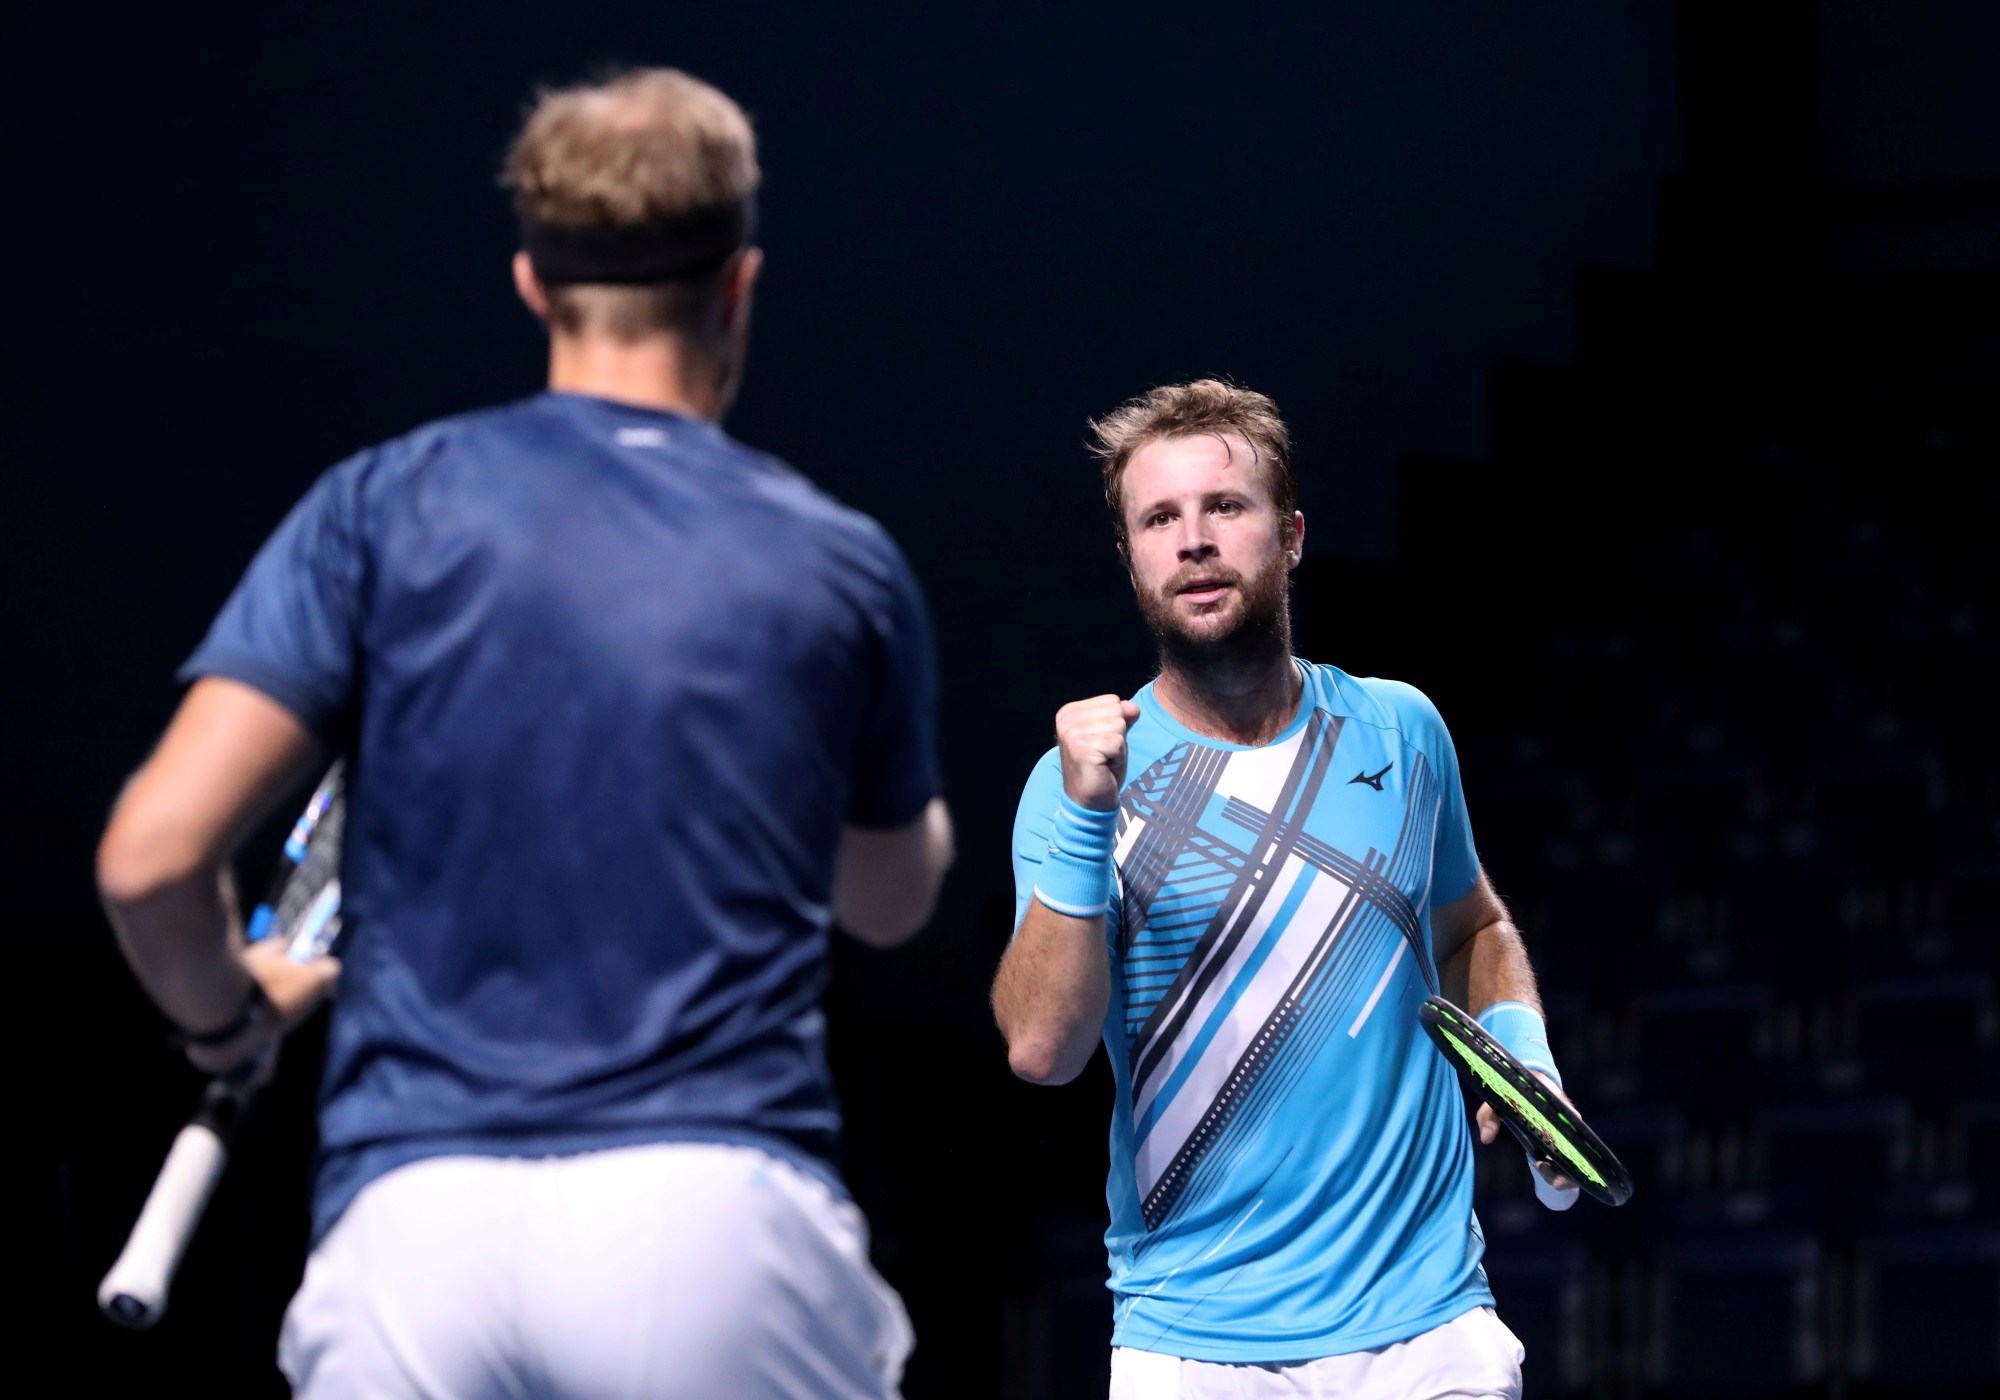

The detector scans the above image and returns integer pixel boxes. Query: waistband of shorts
[312,1123,847,1247]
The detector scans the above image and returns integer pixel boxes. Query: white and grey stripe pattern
[1114,745,1237,1032]
[1157,749,1449,1225]
[1124,712,1342,1108]
[1112,721,1446,1229]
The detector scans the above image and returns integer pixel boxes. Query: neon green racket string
[1439,1024,1608,1190]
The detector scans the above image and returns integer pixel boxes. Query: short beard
[1137,549,1294,682]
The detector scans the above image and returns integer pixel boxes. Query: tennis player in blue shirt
[97,68,951,1399]
[993,380,1575,1398]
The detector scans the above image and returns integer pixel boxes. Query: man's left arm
[1433,869,1539,1034]
[1432,870,1579,1200]
[97,677,341,1076]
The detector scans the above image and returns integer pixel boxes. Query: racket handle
[97,1082,242,1329]
[1531,1162,1581,1211]
[1504,1119,1580,1210]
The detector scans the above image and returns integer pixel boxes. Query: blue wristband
[1478,1001,1562,1087]
[1032,794,1118,918]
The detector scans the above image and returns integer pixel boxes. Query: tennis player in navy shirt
[96,69,952,1398]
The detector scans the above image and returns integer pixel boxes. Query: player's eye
[1147,512,1174,528]
[1213,500,1242,516]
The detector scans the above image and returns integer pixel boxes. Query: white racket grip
[1530,1151,1581,1211]
[98,1118,230,1328]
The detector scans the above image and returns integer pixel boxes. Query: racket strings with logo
[98,763,348,1329]
[1419,994,1634,1208]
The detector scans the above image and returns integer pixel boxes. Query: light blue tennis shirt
[1011,659,1493,1362]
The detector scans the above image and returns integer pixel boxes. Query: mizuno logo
[1349,762,1393,791]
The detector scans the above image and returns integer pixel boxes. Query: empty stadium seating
[1299,257,2000,1393]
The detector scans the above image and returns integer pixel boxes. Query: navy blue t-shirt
[181,391,941,1242]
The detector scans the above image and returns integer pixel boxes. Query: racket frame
[97,763,346,1329]
[1419,994,1634,1208]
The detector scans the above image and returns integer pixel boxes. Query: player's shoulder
[358,399,902,553]
[1012,745,1066,842]
[767,466,907,563]
[695,428,913,573]
[1303,660,1455,752]
[1020,744,1064,794]
[386,396,534,455]
[292,397,585,532]
[328,399,525,489]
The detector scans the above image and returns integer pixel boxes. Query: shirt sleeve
[1424,697,1481,907]
[846,533,943,829]
[177,452,373,735]
[1009,748,1067,933]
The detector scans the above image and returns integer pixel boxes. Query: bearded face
[1135,543,1293,668]
[1119,432,1300,672]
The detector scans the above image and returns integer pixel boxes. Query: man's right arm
[994,899,1110,1085]
[991,695,1138,1085]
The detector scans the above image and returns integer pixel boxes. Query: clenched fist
[1055,696,1143,812]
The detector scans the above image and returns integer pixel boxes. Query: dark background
[9,2,1999,1394]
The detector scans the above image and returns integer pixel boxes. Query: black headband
[522,196,755,285]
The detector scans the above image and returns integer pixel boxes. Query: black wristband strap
[170,981,272,1050]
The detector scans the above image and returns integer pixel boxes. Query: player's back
[184,390,938,1241]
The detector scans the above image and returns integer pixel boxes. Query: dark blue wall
[11,3,1701,1389]
[12,1,1680,983]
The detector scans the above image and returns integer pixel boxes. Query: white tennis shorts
[1109,1305,1524,1399]
[280,1141,913,1399]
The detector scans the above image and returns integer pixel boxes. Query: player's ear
[721,247,763,333]
[1284,510,1305,567]
[513,252,552,326]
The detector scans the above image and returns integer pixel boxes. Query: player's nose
[1175,527,1217,562]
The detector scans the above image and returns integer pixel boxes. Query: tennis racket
[1420,994,1634,1208]
[97,762,348,1329]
